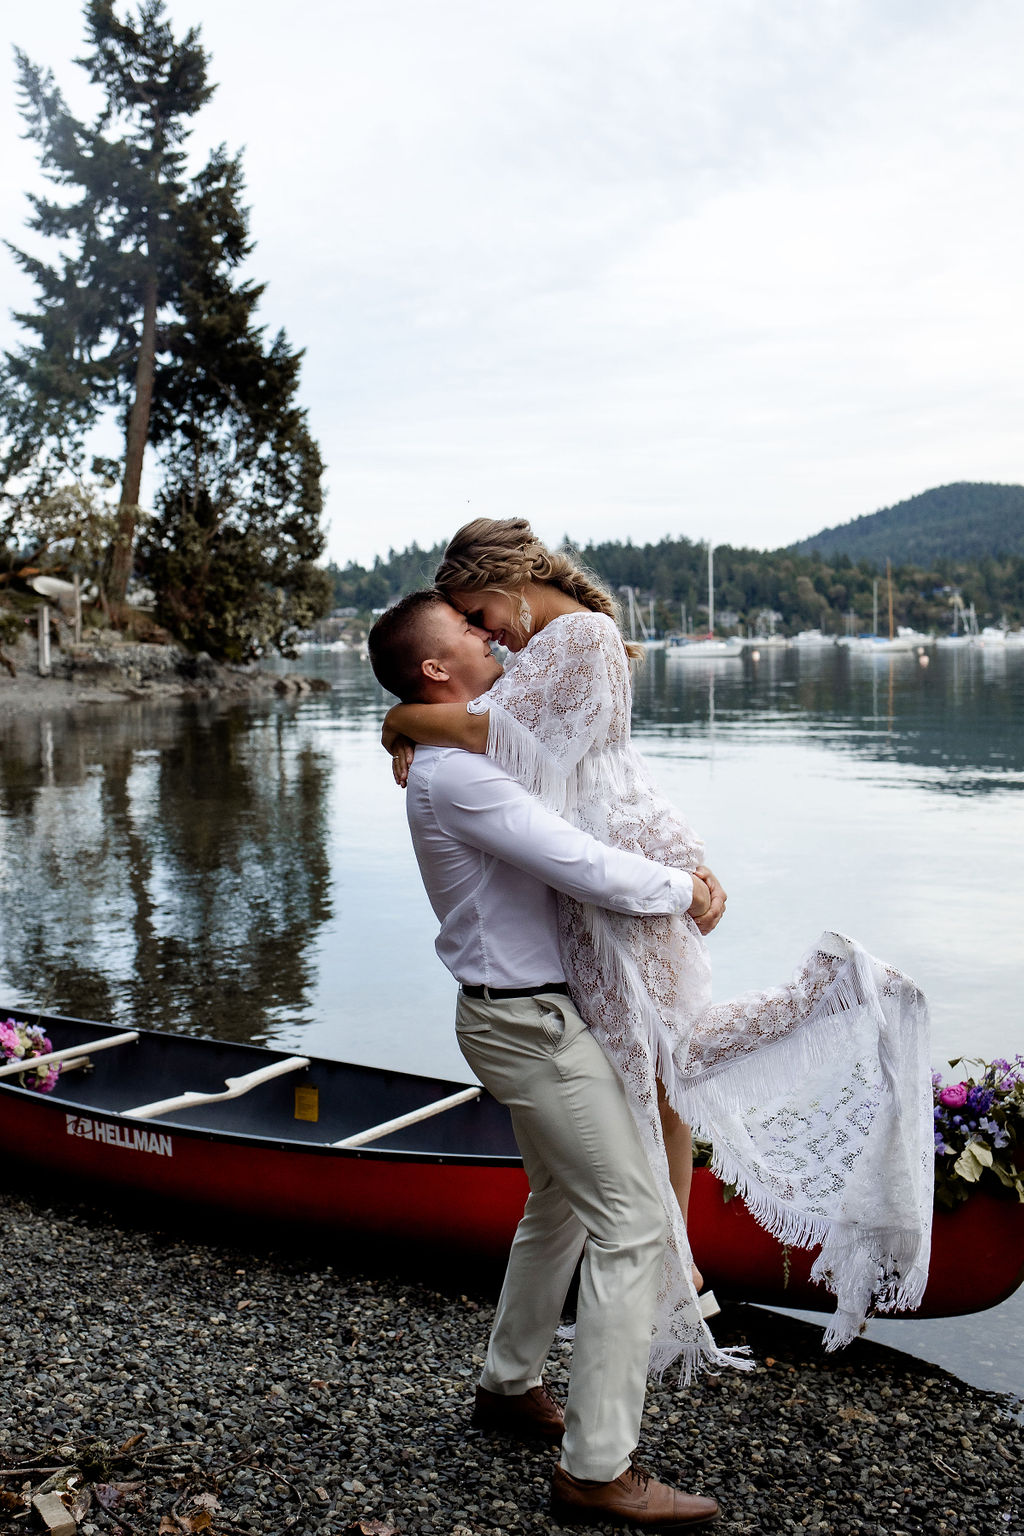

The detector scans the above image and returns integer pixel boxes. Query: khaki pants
[455,989,667,1482]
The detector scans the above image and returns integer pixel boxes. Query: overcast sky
[2,0,1021,568]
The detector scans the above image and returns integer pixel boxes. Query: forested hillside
[790,483,1024,566]
[328,526,1024,636]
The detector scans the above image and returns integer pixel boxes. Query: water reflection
[0,703,333,1041]
[630,645,1024,792]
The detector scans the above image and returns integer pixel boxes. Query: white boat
[667,635,745,660]
[743,634,791,650]
[846,628,928,655]
[664,544,743,661]
[623,587,665,651]
[975,626,1008,647]
[937,594,975,648]
[844,563,932,653]
[793,628,835,647]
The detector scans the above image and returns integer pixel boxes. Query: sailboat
[845,561,931,654]
[666,543,744,660]
[936,593,972,649]
[624,587,666,653]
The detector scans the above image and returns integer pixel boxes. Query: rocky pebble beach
[1,1186,1021,1536]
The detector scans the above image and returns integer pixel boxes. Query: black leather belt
[460,982,571,1001]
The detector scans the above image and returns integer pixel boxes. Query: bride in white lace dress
[384,518,934,1381]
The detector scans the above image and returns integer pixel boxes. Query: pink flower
[939,1083,969,1108]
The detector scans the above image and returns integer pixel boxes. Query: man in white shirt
[368,591,723,1532]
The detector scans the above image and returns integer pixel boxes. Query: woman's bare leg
[656,1077,703,1293]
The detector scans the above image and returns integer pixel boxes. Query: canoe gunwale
[0,1007,516,1166]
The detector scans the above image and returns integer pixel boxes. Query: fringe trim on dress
[481,685,934,1377]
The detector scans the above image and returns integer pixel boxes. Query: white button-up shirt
[406,746,695,989]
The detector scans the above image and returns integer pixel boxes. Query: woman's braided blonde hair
[435,517,643,659]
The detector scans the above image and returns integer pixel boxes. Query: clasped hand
[382,715,415,788]
[688,864,727,936]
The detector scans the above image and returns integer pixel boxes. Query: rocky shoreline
[0,631,325,719]
[1,1185,1020,1536]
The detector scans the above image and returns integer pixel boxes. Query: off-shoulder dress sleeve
[468,612,631,812]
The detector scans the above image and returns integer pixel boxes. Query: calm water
[1,642,1022,1402]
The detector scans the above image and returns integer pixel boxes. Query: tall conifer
[1,0,329,649]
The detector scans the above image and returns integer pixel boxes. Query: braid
[435,517,643,659]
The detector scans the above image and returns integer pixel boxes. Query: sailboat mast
[708,542,715,636]
[887,559,894,641]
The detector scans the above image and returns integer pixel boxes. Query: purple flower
[967,1086,995,1114]
[934,1132,950,1155]
[939,1083,969,1108]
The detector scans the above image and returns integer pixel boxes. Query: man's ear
[420,655,451,683]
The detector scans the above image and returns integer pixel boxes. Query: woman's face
[447,588,529,652]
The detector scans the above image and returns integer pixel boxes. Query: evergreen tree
[3,0,214,603]
[1,0,330,650]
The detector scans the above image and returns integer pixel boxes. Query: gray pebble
[0,1187,1021,1534]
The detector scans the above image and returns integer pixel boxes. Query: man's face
[428,603,503,698]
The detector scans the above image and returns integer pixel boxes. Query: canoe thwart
[123,1055,312,1120]
[333,1085,482,1148]
[0,1029,140,1081]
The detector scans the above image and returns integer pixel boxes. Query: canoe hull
[0,1084,531,1261]
[2,1008,1021,1317]
[688,1169,1024,1319]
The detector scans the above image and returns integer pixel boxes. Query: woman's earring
[518,598,534,635]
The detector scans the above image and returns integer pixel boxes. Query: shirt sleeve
[429,753,694,915]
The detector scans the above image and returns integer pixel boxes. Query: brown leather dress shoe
[551,1461,720,1530]
[472,1381,565,1442]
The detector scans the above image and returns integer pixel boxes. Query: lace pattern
[473,612,933,1380]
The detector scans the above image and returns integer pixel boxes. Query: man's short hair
[368,589,453,701]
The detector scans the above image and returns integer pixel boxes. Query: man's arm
[429,753,712,920]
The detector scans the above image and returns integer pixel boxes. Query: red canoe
[2,1007,1022,1318]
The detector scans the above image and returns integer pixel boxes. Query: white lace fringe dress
[468,611,934,1382]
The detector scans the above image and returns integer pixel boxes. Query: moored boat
[2,1007,1021,1319]
[665,635,744,660]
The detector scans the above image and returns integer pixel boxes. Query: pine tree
[3,0,214,603]
[1,0,330,649]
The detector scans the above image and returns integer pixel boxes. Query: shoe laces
[627,1459,652,1493]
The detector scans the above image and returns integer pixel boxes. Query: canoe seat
[333,1085,482,1148]
[123,1055,311,1121]
[0,1030,140,1081]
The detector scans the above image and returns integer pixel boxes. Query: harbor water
[1,639,1022,1405]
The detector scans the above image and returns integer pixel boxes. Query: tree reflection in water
[0,703,332,1043]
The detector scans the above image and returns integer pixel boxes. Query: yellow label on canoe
[294,1085,319,1122]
